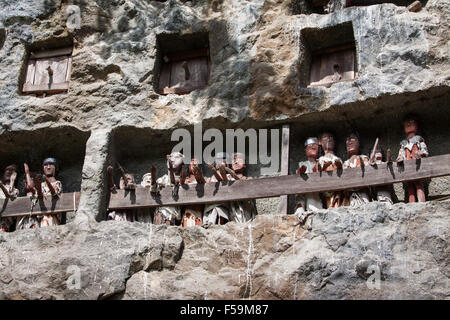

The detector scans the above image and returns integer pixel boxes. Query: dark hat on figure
[43,157,57,165]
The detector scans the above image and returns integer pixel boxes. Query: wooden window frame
[307,43,357,88]
[158,47,210,95]
[22,46,73,94]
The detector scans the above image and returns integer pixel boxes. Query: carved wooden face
[305,143,319,159]
[167,152,184,174]
[43,162,56,177]
[375,151,383,162]
[346,135,360,155]
[231,154,245,172]
[215,158,227,170]
[141,173,153,188]
[320,133,335,152]
[3,166,16,183]
[403,119,418,136]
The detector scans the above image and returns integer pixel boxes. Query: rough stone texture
[0,200,448,299]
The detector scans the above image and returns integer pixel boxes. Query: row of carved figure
[0,116,429,232]
[107,152,258,228]
[294,116,428,229]
[0,158,62,232]
[106,115,429,229]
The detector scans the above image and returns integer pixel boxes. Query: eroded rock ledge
[1,200,448,300]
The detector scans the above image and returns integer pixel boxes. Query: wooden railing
[108,154,450,210]
[0,154,449,218]
[0,192,80,218]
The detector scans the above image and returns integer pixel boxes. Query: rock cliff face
[0,0,449,299]
[0,200,448,300]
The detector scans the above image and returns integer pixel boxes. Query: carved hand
[298,165,307,175]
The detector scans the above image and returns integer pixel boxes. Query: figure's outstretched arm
[24,163,36,194]
[107,166,116,192]
[193,166,206,184]
[386,149,392,164]
[218,164,228,182]
[207,164,222,182]
[117,163,128,187]
[9,171,17,189]
[33,174,43,198]
[180,168,187,185]
[151,166,157,186]
[224,167,240,180]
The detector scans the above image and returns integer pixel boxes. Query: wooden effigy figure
[396,116,429,202]
[317,132,347,208]
[15,163,40,230]
[227,153,258,223]
[181,158,205,227]
[153,152,184,225]
[295,137,323,229]
[0,165,19,232]
[370,145,394,204]
[203,152,233,226]
[343,133,371,207]
[107,165,137,222]
[38,158,63,227]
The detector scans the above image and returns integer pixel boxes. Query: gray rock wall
[0,0,448,299]
[0,200,448,299]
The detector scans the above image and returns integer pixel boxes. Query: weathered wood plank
[279,124,290,214]
[0,192,80,218]
[23,81,70,93]
[108,154,450,210]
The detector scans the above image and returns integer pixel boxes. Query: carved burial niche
[22,46,73,95]
[300,22,357,88]
[155,32,210,95]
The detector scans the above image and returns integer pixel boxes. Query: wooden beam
[0,192,80,218]
[107,153,450,210]
[279,124,290,214]
[30,47,73,59]
[23,81,70,94]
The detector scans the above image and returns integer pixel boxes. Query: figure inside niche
[181,158,205,227]
[107,165,137,222]
[396,115,429,203]
[227,153,258,223]
[294,137,323,229]
[370,145,394,204]
[343,133,371,207]
[39,158,63,227]
[317,132,346,208]
[203,152,233,227]
[321,64,343,87]
[324,0,351,13]
[0,165,19,232]
[16,163,40,230]
[134,168,158,223]
[153,152,184,225]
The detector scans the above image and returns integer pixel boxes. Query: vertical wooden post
[279,124,290,215]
